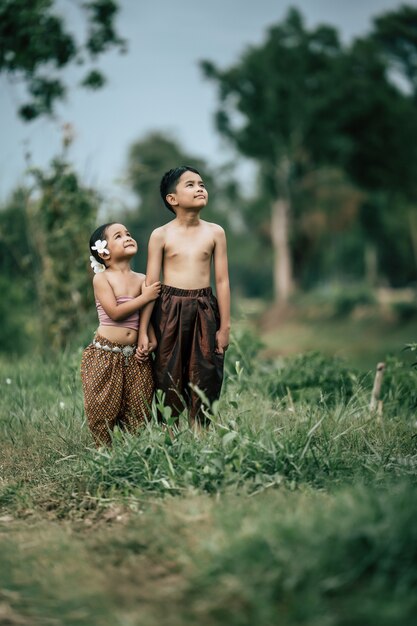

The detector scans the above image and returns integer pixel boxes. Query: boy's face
[167,171,208,211]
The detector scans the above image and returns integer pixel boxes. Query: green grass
[0,329,416,625]
[261,316,417,371]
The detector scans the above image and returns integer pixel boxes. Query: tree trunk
[271,196,294,304]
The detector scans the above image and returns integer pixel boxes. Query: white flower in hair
[89,255,105,273]
[91,239,109,255]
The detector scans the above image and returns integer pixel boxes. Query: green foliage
[0,186,32,278]
[0,0,125,120]
[0,276,33,353]
[0,525,115,625]
[329,284,376,317]
[201,8,342,170]
[264,351,362,404]
[0,330,416,625]
[0,187,37,353]
[202,5,417,294]
[382,355,417,412]
[28,156,99,350]
[0,484,416,626]
[223,325,264,378]
[372,4,417,96]
[182,482,417,626]
[0,332,415,509]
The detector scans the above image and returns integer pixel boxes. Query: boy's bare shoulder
[202,220,226,238]
[150,224,169,243]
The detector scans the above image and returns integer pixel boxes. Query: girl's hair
[89,222,116,265]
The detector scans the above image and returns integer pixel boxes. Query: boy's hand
[148,338,157,354]
[142,281,161,303]
[215,328,230,355]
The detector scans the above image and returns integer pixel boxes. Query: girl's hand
[135,345,149,362]
[138,332,149,355]
[142,281,161,303]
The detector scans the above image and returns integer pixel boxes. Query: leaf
[222,431,238,447]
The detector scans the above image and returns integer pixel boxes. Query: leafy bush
[0,276,36,354]
[381,355,417,412]
[330,284,376,317]
[263,351,363,404]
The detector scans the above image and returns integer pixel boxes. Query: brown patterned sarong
[80,334,154,446]
[151,285,224,424]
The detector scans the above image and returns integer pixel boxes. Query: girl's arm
[93,273,160,321]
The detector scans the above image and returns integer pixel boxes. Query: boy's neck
[174,207,201,226]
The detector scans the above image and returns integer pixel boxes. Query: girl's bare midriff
[96,324,138,345]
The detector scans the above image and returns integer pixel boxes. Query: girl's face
[103,223,137,260]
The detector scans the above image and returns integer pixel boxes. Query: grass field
[1,318,417,625]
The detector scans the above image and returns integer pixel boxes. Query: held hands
[135,333,157,362]
[215,328,230,355]
[142,281,161,303]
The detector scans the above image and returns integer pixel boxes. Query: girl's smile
[104,224,138,259]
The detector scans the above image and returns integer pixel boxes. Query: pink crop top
[96,296,139,331]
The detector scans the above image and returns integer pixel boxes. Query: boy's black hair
[89,222,116,266]
[160,165,201,213]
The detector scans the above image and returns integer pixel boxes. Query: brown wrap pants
[151,285,224,423]
[81,334,154,446]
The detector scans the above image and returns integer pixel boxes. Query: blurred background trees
[0,142,99,353]
[201,5,417,302]
[1,3,417,354]
[28,153,99,349]
[0,0,125,120]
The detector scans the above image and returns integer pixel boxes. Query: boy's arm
[93,273,160,321]
[213,225,231,354]
[138,229,164,352]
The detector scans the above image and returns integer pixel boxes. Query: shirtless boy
[138,166,230,425]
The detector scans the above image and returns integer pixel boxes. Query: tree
[0,0,126,120]
[320,30,417,286]
[372,4,417,97]
[0,187,35,353]
[28,151,99,350]
[202,6,417,298]
[201,8,343,303]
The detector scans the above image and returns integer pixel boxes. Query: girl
[81,222,161,446]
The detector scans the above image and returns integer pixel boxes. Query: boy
[138,165,230,425]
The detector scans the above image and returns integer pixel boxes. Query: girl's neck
[106,260,132,273]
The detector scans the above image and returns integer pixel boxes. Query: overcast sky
[0,0,407,206]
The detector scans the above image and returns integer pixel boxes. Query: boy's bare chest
[164,232,214,263]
